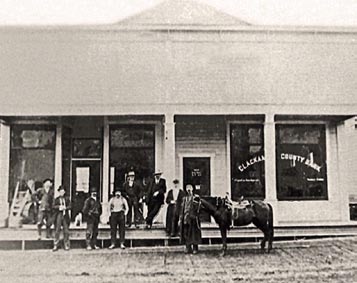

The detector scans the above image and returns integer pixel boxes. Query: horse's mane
[199,198,219,214]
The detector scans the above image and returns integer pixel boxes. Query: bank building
[0,0,357,235]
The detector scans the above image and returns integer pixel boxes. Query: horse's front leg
[219,226,227,256]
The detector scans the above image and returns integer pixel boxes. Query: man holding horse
[179,184,202,255]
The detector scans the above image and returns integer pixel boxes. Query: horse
[199,196,274,256]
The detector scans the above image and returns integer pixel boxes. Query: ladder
[8,181,30,228]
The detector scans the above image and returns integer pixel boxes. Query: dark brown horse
[199,196,274,256]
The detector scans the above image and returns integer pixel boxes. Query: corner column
[0,122,10,227]
[264,114,278,225]
[101,117,110,223]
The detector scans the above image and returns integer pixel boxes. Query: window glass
[276,124,327,200]
[72,139,102,158]
[109,125,155,196]
[230,124,265,200]
[9,125,56,202]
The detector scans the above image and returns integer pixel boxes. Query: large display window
[276,124,328,200]
[9,125,56,201]
[109,125,155,193]
[230,124,265,200]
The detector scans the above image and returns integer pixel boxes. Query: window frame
[229,123,265,200]
[275,123,328,201]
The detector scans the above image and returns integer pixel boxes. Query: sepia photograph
[0,0,357,282]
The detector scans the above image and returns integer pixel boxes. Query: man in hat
[36,178,54,240]
[165,179,185,237]
[179,184,202,255]
[82,187,102,250]
[108,187,129,249]
[122,171,144,228]
[145,169,167,229]
[52,186,71,251]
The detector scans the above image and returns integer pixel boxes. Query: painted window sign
[12,126,55,149]
[276,124,327,200]
[191,168,202,177]
[230,124,265,200]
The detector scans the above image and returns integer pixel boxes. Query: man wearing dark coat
[82,187,102,250]
[122,171,144,228]
[179,184,202,254]
[52,186,71,251]
[165,179,185,237]
[145,170,167,229]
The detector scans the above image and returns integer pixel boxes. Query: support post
[54,122,62,197]
[264,114,278,225]
[101,117,110,224]
[0,122,10,227]
[161,114,176,225]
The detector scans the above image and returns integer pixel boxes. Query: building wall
[276,122,346,225]
[175,116,228,197]
[0,28,356,115]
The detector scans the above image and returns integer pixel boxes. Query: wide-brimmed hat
[154,169,163,176]
[89,187,98,193]
[173,179,179,184]
[127,171,135,177]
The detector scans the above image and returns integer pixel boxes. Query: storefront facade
[0,1,357,227]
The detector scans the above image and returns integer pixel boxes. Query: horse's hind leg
[219,225,227,256]
[253,219,267,252]
[267,227,274,253]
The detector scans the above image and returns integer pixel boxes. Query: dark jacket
[53,196,71,221]
[147,178,167,205]
[165,189,185,217]
[179,194,202,245]
[82,197,102,218]
[122,181,143,200]
[36,188,54,212]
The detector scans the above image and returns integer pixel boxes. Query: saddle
[230,199,253,220]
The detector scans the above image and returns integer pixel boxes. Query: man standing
[52,186,71,251]
[82,187,102,250]
[36,178,54,240]
[122,171,143,228]
[179,184,202,255]
[146,170,166,229]
[165,179,185,237]
[108,187,129,249]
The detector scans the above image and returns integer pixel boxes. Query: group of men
[34,169,203,254]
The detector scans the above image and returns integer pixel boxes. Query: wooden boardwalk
[1,224,357,250]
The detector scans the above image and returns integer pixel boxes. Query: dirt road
[0,237,357,283]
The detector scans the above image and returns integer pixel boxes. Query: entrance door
[183,157,211,222]
[71,160,101,221]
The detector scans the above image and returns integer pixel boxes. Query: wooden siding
[0,28,356,115]
[175,116,228,196]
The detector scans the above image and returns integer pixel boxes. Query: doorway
[183,157,211,222]
[71,160,101,221]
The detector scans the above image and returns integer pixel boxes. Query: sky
[0,0,357,26]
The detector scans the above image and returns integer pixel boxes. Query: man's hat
[154,169,163,176]
[57,185,66,192]
[90,187,98,193]
[43,178,53,184]
[173,179,179,184]
[127,171,135,177]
